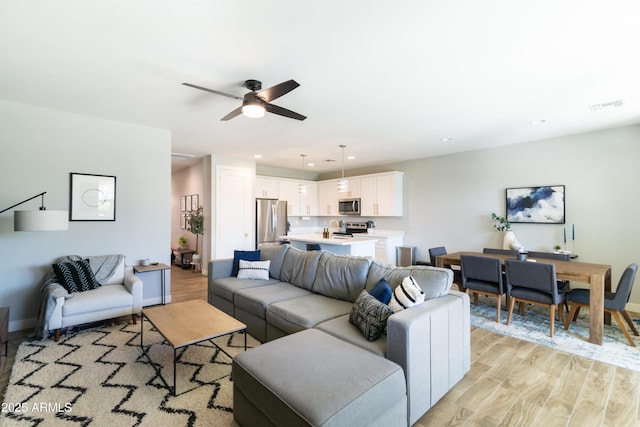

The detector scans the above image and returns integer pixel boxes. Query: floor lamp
[0,192,68,231]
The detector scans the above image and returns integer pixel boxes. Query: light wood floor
[3,268,639,426]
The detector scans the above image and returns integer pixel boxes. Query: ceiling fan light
[242,103,265,118]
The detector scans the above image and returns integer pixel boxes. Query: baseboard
[627,302,640,315]
[10,316,35,333]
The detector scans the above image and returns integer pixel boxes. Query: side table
[0,307,8,375]
[134,263,171,305]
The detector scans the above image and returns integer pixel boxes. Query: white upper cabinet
[255,176,279,198]
[360,172,403,217]
[278,178,318,216]
[258,171,402,217]
[318,180,339,216]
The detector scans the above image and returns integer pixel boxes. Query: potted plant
[177,236,187,250]
[187,206,204,264]
[491,212,523,251]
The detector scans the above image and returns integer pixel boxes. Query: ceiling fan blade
[257,79,300,102]
[265,103,307,121]
[182,83,242,100]
[221,107,243,121]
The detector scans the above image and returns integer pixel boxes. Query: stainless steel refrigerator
[256,199,288,248]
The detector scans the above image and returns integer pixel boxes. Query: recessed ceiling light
[529,119,546,125]
[440,137,453,142]
[254,154,262,159]
[347,155,355,160]
[308,162,315,167]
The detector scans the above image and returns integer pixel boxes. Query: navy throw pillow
[369,278,392,304]
[232,250,261,276]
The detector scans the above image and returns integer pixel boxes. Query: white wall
[0,101,171,331]
[369,124,640,307]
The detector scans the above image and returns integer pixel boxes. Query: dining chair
[483,248,518,256]
[564,263,639,346]
[505,259,564,337]
[428,246,462,289]
[527,251,571,312]
[427,246,447,266]
[460,255,505,323]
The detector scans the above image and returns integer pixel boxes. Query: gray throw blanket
[33,254,126,339]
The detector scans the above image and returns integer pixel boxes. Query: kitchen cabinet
[338,178,361,199]
[255,176,279,198]
[360,172,403,216]
[318,180,340,216]
[371,234,404,266]
[278,178,318,216]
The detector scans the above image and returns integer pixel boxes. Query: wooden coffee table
[140,299,247,395]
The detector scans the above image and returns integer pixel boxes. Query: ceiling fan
[182,79,306,121]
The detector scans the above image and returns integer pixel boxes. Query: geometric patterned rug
[1,321,259,426]
[470,295,640,372]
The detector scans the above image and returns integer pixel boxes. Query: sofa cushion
[266,294,353,334]
[62,284,132,316]
[280,247,322,290]
[232,250,261,276]
[210,277,281,302]
[97,256,125,286]
[237,260,270,280]
[315,315,387,357]
[312,253,372,302]
[234,283,311,320]
[259,244,289,279]
[366,261,452,301]
[369,278,392,304]
[389,276,425,312]
[349,290,393,342]
[53,259,102,294]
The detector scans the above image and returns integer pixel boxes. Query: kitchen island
[284,234,377,258]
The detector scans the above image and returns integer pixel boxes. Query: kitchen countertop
[283,234,378,246]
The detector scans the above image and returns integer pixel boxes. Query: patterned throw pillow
[52,259,102,294]
[349,290,393,342]
[389,275,425,312]
[237,260,271,280]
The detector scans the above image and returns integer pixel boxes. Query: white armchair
[45,255,143,341]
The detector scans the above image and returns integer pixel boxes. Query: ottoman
[232,329,407,427]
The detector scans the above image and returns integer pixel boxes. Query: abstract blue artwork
[506,185,565,224]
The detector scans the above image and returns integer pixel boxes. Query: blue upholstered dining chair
[564,263,639,346]
[460,255,505,323]
[428,246,447,266]
[505,259,564,337]
[527,251,571,312]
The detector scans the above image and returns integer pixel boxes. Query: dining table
[436,251,612,345]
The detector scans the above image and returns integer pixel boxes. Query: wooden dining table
[436,251,612,345]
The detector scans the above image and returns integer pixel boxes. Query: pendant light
[298,154,308,195]
[337,145,349,193]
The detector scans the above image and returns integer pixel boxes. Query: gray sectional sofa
[208,245,470,425]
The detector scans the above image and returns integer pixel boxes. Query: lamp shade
[14,210,68,231]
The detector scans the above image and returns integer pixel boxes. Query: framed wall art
[69,173,116,221]
[506,185,565,224]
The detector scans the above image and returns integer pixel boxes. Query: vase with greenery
[187,206,204,255]
[491,212,511,232]
[178,236,187,250]
[491,212,523,251]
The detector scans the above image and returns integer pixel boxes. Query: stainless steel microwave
[338,198,361,215]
